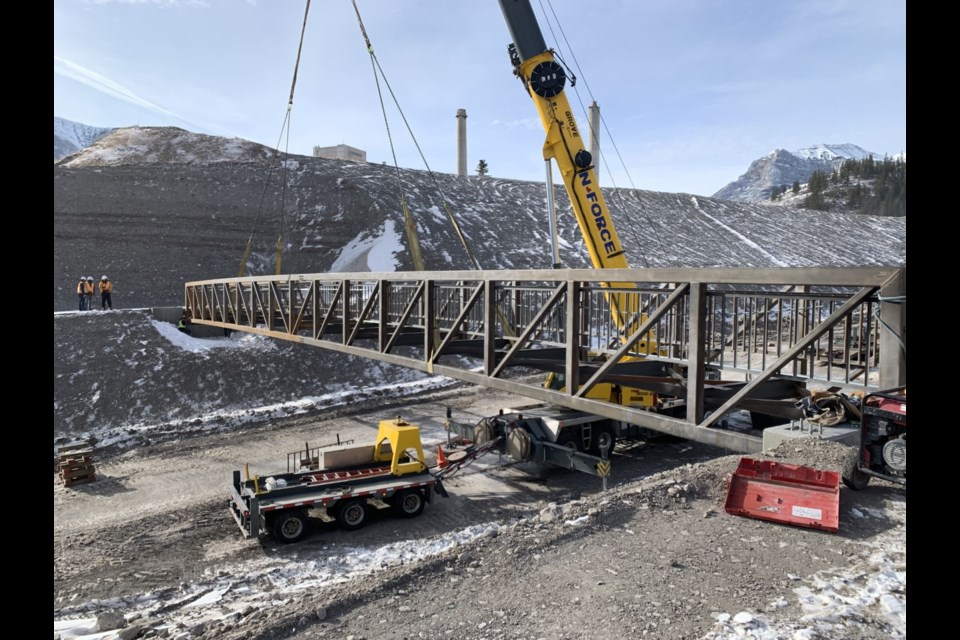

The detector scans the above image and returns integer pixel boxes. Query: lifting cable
[237,0,312,277]
[351,2,518,344]
[351,1,484,272]
[351,1,425,272]
[538,0,673,268]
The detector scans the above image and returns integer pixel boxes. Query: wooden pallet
[58,442,96,487]
[62,472,97,487]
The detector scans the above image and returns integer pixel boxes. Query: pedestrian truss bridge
[184,267,905,453]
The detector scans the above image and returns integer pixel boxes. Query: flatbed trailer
[229,464,444,543]
[229,417,450,543]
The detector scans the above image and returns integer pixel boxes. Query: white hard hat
[86,276,94,281]
[101,275,108,280]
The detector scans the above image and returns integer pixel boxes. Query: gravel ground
[53,391,905,640]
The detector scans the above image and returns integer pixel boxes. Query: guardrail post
[879,269,906,388]
[484,280,496,376]
[424,278,436,364]
[342,279,351,345]
[566,280,580,394]
[687,282,706,423]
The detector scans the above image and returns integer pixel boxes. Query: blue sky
[54,0,905,197]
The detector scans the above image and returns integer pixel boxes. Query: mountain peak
[713,143,884,203]
[54,116,114,161]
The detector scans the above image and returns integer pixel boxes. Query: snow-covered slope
[54,116,113,161]
[53,310,443,441]
[53,127,905,312]
[793,144,875,162]
[713,144,880,203]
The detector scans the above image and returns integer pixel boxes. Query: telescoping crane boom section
[497,1,660,412]
[497,0,641,334]
[498,1,626,271]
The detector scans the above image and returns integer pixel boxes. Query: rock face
[712,144,879,203]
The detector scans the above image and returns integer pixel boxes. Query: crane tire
[556,429,582,451]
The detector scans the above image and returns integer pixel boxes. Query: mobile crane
[228,2,648,544]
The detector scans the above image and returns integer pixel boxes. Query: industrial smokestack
[588,101,600,183]
[456,109,468,177]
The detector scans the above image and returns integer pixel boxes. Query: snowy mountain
[54,116,113,161]
[712,144,881,203]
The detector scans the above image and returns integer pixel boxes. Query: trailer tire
[336,498,370,531]
[556,429,582,451]
[391,489,426,518]
[591,425,617,458]
[272,510,309,544]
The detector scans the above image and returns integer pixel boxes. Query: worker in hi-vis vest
[84,277,96,310]
[99,276,113,310]
[77,277,89,311]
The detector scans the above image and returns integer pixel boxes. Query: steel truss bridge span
[185,267,906,453]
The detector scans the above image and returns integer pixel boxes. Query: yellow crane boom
[498,2,658,400]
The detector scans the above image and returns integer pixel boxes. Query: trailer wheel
[272,510,309,544]
[336,499,370,531]
[556,430,582,451]
[391,489,426,518]
[591,426,616,458]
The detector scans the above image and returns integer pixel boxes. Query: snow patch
[330,219,403,272]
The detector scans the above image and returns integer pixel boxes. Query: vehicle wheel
[556,429,582,451]
[842,453,870,490]
[591,426,616,458]
[335,498,370,531]
[272,510,309,544]
[391,489,425,518]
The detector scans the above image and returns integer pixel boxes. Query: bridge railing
[185,267,905,452]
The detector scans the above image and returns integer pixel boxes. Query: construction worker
[76,277,89,311]
[83,277,96,311]
[99,275,113,310]
[177,313,192,336]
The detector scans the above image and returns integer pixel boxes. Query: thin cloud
[82,0,210,7]
[489,117,539,130]
[54,56,210,131]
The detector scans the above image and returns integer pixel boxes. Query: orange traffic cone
[437,445,449,469]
